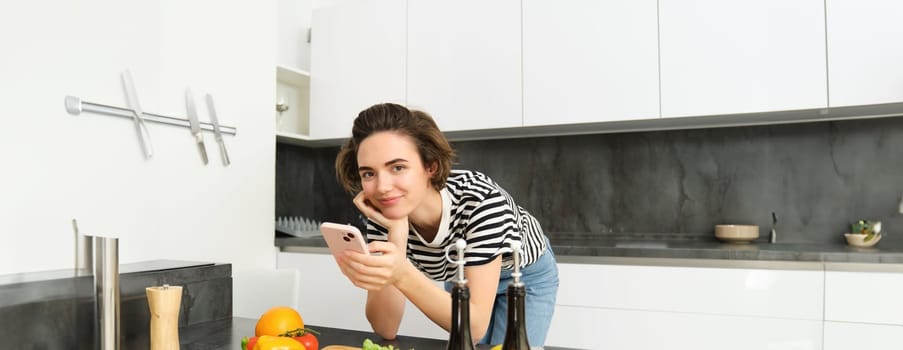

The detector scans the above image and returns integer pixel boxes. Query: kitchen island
[179,317,579,350]
[276,234,903,349]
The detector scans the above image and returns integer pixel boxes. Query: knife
[184,88,209,164]
[204,93,230,166]
[121,70,154,159]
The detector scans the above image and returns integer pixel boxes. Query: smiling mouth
[378,196,401,206]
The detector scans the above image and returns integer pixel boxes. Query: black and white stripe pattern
[366,170,548,281]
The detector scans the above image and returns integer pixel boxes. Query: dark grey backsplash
[276,116,903,246]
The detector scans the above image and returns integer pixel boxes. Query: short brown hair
[335,103,456,194]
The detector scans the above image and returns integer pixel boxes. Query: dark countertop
[180,317,579,350]
[0,259,214,286]
[276,233,903,265]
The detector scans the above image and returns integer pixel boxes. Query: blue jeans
[445,243,559,346]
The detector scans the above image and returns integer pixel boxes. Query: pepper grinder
[146,285,182,350]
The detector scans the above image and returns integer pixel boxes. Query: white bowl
[715,224,759,243]
[844,233,882,248]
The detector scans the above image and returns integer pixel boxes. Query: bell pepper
[242,328,319,350]
[252,335,305,350]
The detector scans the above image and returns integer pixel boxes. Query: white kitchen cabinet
[548,305,823,350]
[406,1,522,131]
[546,262,824,349]
[523,0,660,126]
[556,262,824,319]
[825,270,903,326]
[276,0,311,72]
[659,0,827,118]
[824,322,903,350]
[274,0,312,143]
[309,0,406,140]
[826,0,903,107]
[276,251,446,339]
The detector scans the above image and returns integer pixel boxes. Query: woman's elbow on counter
[367,316,399,341]
[470,323,489,344]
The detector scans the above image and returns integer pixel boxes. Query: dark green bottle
[447,239,474,350]
[502,241,530,350]
[447,280,475,350]
[502,283,529,350]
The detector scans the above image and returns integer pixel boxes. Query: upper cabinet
[303,0,902,143]
[826,0,903,107]
[523,0,660,126]
[275,0,312,142]
[309,0,406,140]
[407,1,522,131]
[659,0,828,118]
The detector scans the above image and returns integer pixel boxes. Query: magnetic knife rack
[64,95,237,136]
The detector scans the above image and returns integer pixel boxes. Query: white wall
[0,0,278,318]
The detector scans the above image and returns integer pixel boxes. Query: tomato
[293,333,319,350]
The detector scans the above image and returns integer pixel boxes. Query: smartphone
[320,222,369,256]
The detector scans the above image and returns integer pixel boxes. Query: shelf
[276,65,311,138]
[276,131,345,148]
[277,65,310,87]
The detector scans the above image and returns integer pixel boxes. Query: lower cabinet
[279,252,903,349]
[547,262,825,349]
[276,252,447,339]
[825,270,903,325]
[548,305,823,350]
[824,322,903,350]
[824,269,903,349]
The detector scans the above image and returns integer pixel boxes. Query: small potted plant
[845,220,883,247]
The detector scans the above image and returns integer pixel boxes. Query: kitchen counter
[1,260,232,350]
[179,317,580,350]
[276,233,903,268]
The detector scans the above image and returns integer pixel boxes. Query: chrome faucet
[770,212,778,243]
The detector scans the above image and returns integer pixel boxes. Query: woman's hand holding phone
[321,222,387,290]
[320,222,369,256]
[338,238,411,291]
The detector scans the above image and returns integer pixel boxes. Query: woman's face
[357,131,435,220]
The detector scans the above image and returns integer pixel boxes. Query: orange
[255,306,304,337]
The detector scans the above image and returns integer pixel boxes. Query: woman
[334,103,559,346]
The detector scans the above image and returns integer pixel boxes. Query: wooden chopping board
[321,346,362,350]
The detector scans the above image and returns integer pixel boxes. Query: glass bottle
[447,239,474,350]
[502,241,530,350]
[448,279,475,350]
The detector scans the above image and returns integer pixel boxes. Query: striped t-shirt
[365,169,548,281]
